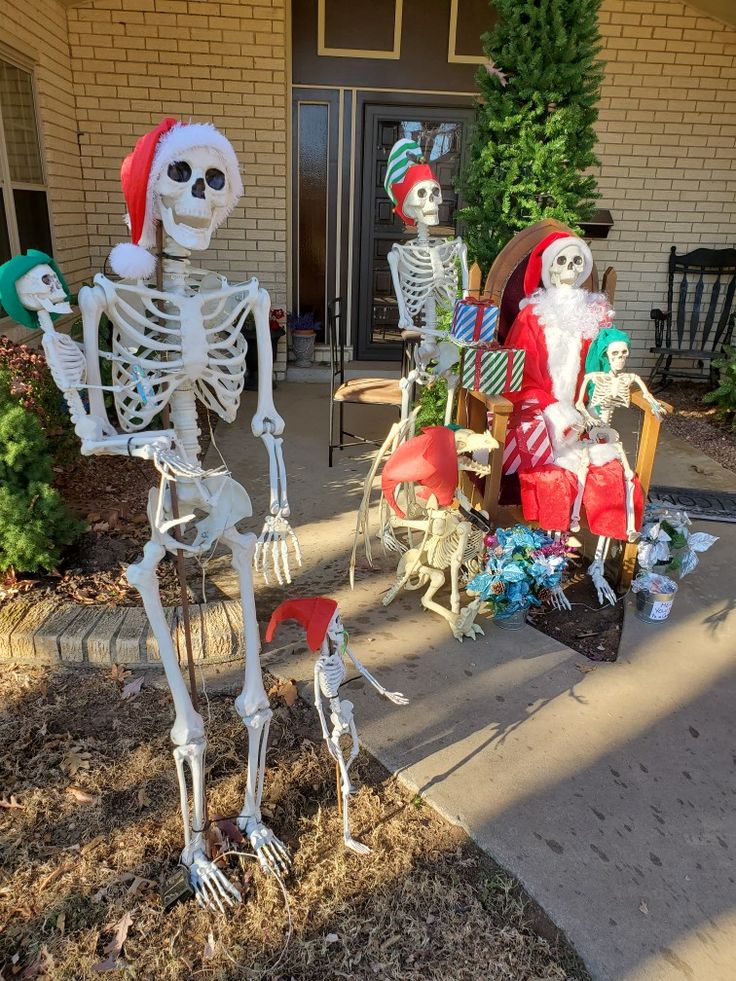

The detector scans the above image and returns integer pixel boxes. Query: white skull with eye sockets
[16,264,72,315]
[606,341,630,374]
[547,242,587,289]
[156,146,231,252]
[403,178,442,226]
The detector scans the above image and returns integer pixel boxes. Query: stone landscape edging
[0,595,245,666]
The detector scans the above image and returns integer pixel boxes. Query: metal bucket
[635,588,676,623]
[493,607,528,630]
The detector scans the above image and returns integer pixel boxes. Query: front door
[356,104,473,361]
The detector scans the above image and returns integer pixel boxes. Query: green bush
[704,341,736,429]
[0,393,83,574]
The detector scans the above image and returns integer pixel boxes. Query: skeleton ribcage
[591,376,631,414]
[318,653,346,699]
[397,238,462,319]
[426,523,484,570]
[105,278,249,431]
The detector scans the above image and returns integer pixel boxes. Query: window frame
[0,46,53,262]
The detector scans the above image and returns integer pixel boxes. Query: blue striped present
[461,346,525,396]
[451,298,498,345]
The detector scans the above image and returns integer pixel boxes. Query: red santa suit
[503,233,643,539]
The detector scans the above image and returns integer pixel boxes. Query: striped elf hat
[384,138,440,224]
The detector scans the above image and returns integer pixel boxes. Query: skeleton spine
[318,653,346,699]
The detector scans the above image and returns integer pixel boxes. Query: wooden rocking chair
[455,219,671,589]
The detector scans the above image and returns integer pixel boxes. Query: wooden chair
[328,297,403,466]
[649,246,736,390]
[455,221,672,589]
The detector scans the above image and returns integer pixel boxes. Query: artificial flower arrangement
[632,507,718,598]
[466,524,575,622]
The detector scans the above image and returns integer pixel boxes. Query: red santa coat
[502,292,642,540]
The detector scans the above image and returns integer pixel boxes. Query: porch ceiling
[685,0,736,28]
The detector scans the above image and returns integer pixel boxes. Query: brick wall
[2,0,91,341]
[592,0,736,368]
[66,0,289,373]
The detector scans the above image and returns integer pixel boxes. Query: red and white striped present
[502,407,554,475]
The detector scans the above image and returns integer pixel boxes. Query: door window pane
[0,62,43,184]
[14,189,52,254]
[297,103,329,340]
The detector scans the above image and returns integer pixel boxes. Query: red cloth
[382,426,458,518]
[503,303,594,412]
[265,597,338,652]
[519,461,644,540]
[391,163,438,226]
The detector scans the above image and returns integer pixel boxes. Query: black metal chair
[328,297,403,466]
[649,246,736,389]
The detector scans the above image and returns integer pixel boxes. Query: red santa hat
[109,118,243,280]
[265,597,339,652]
[382,426,458,518]
[391,164,439,226]
[523,232,593,296]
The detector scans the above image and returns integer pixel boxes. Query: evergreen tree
[459,0,604,269]
[0,395,83,574]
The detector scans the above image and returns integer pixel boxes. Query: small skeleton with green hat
[571,327,670,542]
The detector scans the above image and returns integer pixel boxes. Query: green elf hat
[0,249,70,330]
[585,326,631,374]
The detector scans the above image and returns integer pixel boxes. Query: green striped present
[461,346,525,395]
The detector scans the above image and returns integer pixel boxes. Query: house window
[0,56,52,274]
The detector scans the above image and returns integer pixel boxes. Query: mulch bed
[530,573,623,663]
[0,664,588,981]
[659,380,736,473]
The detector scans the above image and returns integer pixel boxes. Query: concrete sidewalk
[207,384,736,981]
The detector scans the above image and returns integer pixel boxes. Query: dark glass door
[356,104,473,361]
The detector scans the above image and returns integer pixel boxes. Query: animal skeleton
[23,123,301,911]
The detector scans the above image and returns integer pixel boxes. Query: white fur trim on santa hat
[541,237,593,290]
[109,242,157,280]
[138,122,244,250]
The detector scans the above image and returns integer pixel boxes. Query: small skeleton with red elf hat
[266,598,407,854]
[27,119,301,910]
[384,138,468,424]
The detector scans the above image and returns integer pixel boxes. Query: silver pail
[635,588,675,623]
[493,607,528,630]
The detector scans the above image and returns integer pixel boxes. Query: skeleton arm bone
[250,285,285,436]
[630,374,669,420]
[458,240,469,297]
[575,373,602,427]
[388,247,415,330]
[344,644,408,705]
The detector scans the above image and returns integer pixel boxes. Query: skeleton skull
[547,242,587,289]
[16,264,72,315]
[326,610,345,650]
[606,340,629,374]
[157,146,232,252]
[403,179,442,226]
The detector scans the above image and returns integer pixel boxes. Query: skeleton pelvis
[153,475,252,555]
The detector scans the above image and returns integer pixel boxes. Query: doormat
[648,485,736,523]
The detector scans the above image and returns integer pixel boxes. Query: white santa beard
[531,288,603,404]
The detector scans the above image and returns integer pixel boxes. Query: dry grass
[0,665,588,981]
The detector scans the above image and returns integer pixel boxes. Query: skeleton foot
[345,836,371,856]
[237,816,291,876]
[183,847,241,912]
[550,586,571,611]
[450,603,485,642]
[589,560,617,606]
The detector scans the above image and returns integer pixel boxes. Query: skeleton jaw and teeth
[158,147,229,252]
[16,265,72,315]
[549,244,586,288]
[403,178,442,227]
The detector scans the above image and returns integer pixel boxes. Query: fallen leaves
[66,786,97,805]
[61,746,92,777]
[268,678,299,707]
[93,911,134,973]
[639,900,649,915]
[203,932,216,961]
[110,664,131,685]
[575,663,597,674]
[121,676,144,701]
[0,794,23,810]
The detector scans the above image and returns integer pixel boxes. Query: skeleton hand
[325,737,342,762]
[381,690,409,706]
[549,586,571,611]
[184,848,242,912]
[645,396,668,421]
[589,559,617,606]
[254,509,302,585]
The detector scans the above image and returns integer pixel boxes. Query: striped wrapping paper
[502,408,554,475]
[451,298,499,345]
[461,345,525,396]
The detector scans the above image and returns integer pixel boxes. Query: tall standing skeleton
[18,120,301,911]
[385,140,468,425]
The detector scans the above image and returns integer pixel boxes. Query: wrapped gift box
[502,408,554,475]
[451,298,499,345]
[461,344,525,396]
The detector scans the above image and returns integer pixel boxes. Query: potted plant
[632,508,718,622]
[288,311,321,367]
[466,524,575,629]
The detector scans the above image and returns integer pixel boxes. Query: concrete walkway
[206,384,736,981]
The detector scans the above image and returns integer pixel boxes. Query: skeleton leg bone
[225,527,290,876]
[126,540,241,910]
[329,699,370,855]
